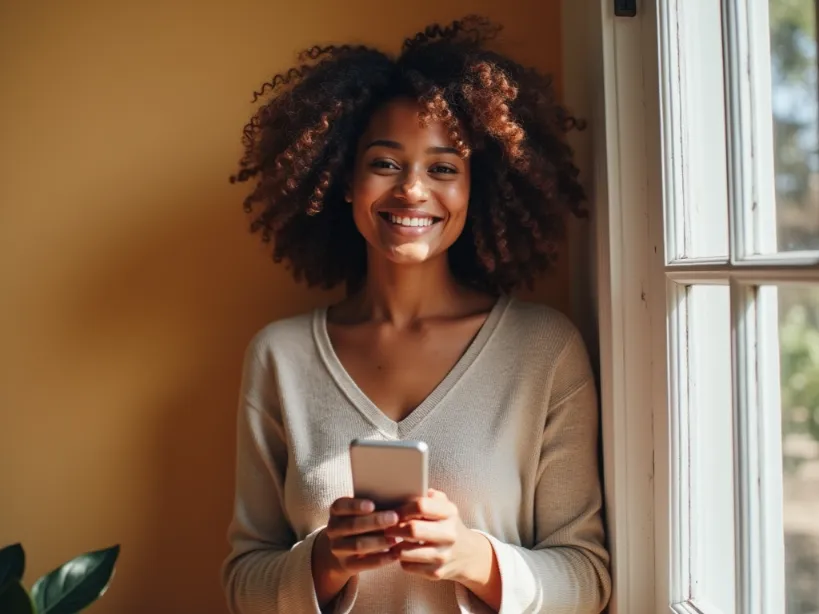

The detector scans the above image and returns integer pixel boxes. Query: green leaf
[0,580,35,614]
[0,544,25,593]
[31,545,120,614]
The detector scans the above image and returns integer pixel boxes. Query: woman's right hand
[312,497,401,606]
[323,497,402,573]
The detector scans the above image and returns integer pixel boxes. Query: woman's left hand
[385,489,483,582]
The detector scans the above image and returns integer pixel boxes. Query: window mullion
[730,281,762,614]
[755,287,786,612]
[746,0,777,255]
[668,280,692,606]
[722,0,754,262]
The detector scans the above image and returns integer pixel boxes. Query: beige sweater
[221,295,611,613]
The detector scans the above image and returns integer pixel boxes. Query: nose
[396,173,429,204]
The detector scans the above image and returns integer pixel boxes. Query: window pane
[688,285,736,612]
[669,0,730,259]
[778,285,819,613]
[769,1,819,251]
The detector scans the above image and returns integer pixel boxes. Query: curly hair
[230,15,586,293]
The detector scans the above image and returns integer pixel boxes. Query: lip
[378,207,443,219]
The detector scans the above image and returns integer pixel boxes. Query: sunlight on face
[349,97,471,266]
[393,242,431,261]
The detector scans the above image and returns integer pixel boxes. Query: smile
[377,211,443,235]
[379,213,437,227]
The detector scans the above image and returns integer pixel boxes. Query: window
[589,0,819,612]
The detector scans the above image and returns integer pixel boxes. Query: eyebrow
[364,139,460,155]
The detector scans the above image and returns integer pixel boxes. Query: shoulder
[502,297,583,352]
[499,298,596,409]
[244,308,319,364]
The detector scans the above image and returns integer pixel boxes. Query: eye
[370,159,400,171]
[430,165,457,175]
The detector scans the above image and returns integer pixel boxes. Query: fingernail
[380,511,398,524]
[360,500,374,512]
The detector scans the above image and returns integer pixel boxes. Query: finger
[384,520,456,544]
[330,498,375,516]
[397,545,446,565]
[327,510,399,538]
[332,533,398,555]
[427,488,448,500]
[343,550,400,572]
[395,496,455,522]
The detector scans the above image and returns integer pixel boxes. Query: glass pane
[682,2,730,259]
[769,1,819,251]
[779,285,819,613]
[672,1,730,260]
[688,285,736,612]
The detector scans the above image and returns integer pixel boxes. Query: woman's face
[348,97,471,265]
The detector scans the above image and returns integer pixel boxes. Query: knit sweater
[221,295,611,613]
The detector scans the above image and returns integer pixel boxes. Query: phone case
[349,439,429,510]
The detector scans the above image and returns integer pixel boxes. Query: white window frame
[563,2,662,612]
[564,0,819,612]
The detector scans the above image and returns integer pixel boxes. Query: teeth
[389,214,434,227]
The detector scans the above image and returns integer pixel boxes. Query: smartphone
[349,439,429,510]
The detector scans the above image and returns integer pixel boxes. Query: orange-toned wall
[0,1,567,612]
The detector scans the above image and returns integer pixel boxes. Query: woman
[221,16,610,614]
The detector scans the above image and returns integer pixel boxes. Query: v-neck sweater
[221,296,611,614]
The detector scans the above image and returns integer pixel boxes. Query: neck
[357,250,464,326]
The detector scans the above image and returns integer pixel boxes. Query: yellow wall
[0,1,565,612]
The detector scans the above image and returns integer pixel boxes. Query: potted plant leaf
[0,543,119,614]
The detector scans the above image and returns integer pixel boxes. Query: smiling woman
[230,15,585,294]
[222,15,610,614]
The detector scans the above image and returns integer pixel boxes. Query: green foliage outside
[769,2,819,613]
[769,0,819,468]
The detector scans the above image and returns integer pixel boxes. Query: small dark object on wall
[615,0,637,17]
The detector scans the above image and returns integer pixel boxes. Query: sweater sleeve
[220,339,359,614]
[458,328,611,614]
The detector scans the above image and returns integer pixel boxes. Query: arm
[452,530,503,610]
[220,341,358,614]
[457,330,612,614]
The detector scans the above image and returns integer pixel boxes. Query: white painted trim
[729,283,785,614]
[729,282,762,613]
[669,253,819,267]
[747,0,778,255]
[587,0,819,613]
[722,0,755,262]
[671,599,723,614]
[666,265,819,284]
[667,281,690,606]
[755,286,786,611]
[592,0,667,612]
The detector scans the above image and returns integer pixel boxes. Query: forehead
[361,97,452,146]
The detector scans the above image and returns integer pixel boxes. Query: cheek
[441,182,471,221]
[351,174,388,210]
[350,178,384,227]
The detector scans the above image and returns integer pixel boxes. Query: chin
[386,241,436,263]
